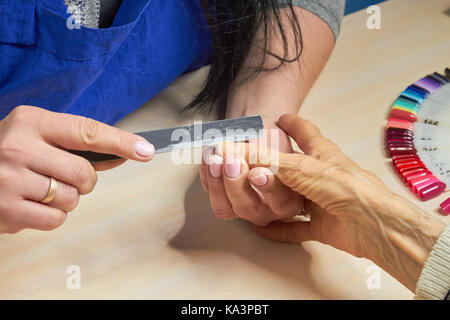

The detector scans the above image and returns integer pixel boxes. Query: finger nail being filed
[135,140,155,157]
[209,155,223,178]
[203,146,216,164]
[224,158,241,178]
[249,174,268,187]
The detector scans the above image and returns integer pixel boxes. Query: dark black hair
[186,0,302,112]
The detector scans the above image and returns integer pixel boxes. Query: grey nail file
[69,115,263,163]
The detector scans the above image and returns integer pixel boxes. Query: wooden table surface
[1,0,449,299]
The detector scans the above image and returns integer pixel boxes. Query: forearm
[226,7,335,125]
[359,192,446,292]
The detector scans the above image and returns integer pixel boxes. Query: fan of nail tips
[385,68,450,214]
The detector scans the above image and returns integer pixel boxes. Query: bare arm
[200,7,338,228]
[226,7,335,126]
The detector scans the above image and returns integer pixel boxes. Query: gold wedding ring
[41,177,58,204]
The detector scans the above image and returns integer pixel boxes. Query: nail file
[69,115,264,163]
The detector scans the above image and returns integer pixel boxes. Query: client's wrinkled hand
[215,114,446,293]
[199,123,304,227]
[216,114,395,259]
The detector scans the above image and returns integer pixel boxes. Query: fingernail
[225,158,241,178]
[214,144,223,157]
[249,174,268,187]
[135,140,155,157]
[209,155,223,178]
[203,146,215,164]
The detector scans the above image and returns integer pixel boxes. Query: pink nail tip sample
[440,198,450,215]
[418,181,446,201]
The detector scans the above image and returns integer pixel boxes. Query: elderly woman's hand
[216,114,392,257]
[216,114,446,292]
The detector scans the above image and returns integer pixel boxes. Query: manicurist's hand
[0,106,155,234]
[199,122,305,227]
[218,114,446,292]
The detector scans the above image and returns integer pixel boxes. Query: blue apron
[0,0,212,125]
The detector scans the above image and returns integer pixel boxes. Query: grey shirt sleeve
[415,225,450,300]
[278,0,346,40]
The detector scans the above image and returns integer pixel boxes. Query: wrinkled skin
[212,114,446,293]
[214,114,393,258]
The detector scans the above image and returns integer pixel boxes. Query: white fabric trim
[415,225,450,300]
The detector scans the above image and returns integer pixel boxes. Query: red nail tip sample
[392,154,418,161]
[388,145,417,157]
[440,198,450,216]
[387,128,414,136]
[390,109,417,122]
[393,156,420,164]
[394,159,423,166]
[404,169,432,181]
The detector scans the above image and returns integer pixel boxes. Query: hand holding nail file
[69,116,263,163]
[386,68,450,209]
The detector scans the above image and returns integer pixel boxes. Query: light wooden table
[1,0,449,299]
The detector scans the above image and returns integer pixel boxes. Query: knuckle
[0,166,14,186]
[115,132,130,153]
[0,138,24,161]
[70,160,97,193]
[316,139,339,155]
[43,211,67,231]
[213,206,234,218]
[207,182,225,195]
[252,216,271,227]
[0,200,9,216]
[235,202,260,217]
[0,207,22,234]
[60,183,80,212]
[272,204,291,217]
[78,117,100,147]
[8,105,34,123]
[67,196,80,212]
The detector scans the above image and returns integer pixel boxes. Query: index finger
[216,142,313,174]
[35,109,155,161]
[277,114,352,164]
[216,142,335,199]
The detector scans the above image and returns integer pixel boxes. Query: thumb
[254,221,315,244]
[277,114,323,155]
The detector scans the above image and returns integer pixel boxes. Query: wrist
[225,81,300,128]
[226,106,281,127]
[357,192,446,291]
